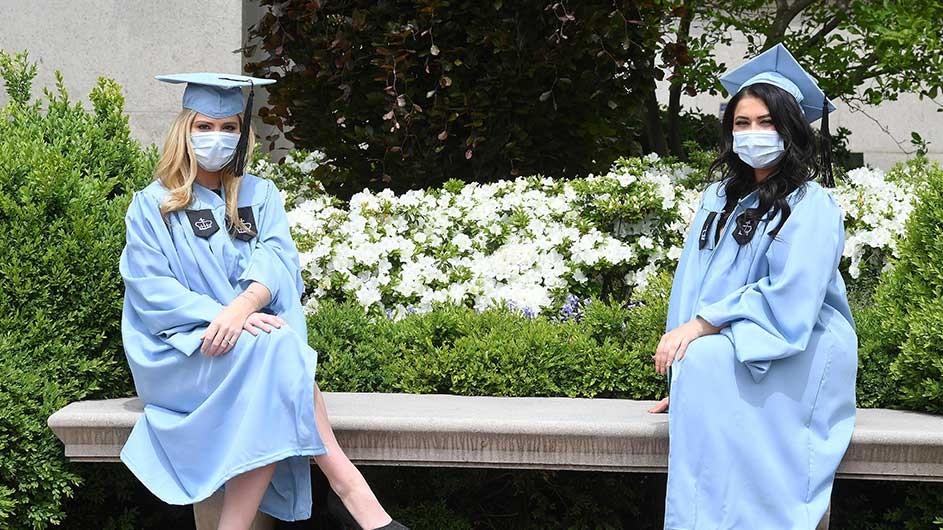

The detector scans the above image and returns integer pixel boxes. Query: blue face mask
[732,130,785,169]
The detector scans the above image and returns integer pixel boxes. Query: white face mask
[190,132,240,172]
[732,130,785,169]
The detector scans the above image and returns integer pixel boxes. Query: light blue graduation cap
[155,72,275,118]
[720,44,836,124]
[155,73,276,175]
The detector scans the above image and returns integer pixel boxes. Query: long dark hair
[708,82,819,239]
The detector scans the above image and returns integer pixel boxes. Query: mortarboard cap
[155,73,274,118]
[155,73,276,175]
[720,44,836,124]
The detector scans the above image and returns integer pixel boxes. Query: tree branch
[845,99,919,155]
[794,8,849,56]
[783,0,818,23]
[765,0,818,46]
[842,53,885,87]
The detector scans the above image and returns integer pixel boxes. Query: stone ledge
[48,393,943,481]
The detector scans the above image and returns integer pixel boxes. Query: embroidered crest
[733,213,758,245]
[185,209,219,238]
[699,211,718,250]
[229,206,257,242]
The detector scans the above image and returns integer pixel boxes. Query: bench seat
[48,393,943,481]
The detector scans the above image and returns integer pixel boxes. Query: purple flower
[561,293,579,313]
[557,293,587,322]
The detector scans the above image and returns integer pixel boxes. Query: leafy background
[4,0,943,522]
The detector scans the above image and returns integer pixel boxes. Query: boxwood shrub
[0,51,154,529]
[855,160,943,413]
[311,272,671,401]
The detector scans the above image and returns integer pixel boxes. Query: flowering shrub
[251,153,920,317]
[832,164,917,279]
[257,155,694,318]
[250,149,330,207]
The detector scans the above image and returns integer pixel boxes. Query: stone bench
[48,393,943,529]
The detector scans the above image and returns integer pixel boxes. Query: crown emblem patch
[733,213,758,245]
[186,209,219,238]
[229,206,257,242]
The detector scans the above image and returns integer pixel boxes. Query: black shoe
[325,489,410,530]
[326,489,361,529]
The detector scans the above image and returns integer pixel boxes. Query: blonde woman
[119,73,407,530]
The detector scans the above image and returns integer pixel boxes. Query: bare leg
[313,384,392,529]
[217,463,276,530]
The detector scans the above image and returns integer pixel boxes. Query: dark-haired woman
[649,45,857,529]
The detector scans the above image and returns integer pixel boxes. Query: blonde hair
[155,108,256,237]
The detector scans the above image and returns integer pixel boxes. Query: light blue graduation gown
[664,180,857,530]
[118,175,326,521]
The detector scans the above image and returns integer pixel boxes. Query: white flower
[281,152,921,316]
[355,281,382,308]
[667,245,683,261]
[832,165,915,278]
[453,233,473,252]
[447,283,468,304]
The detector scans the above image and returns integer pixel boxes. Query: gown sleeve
[695,187,845,382]
[236,180,305,315]
[120,192,224,355]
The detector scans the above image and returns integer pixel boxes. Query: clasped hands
[200,294,286,357]
[648,316,722,414]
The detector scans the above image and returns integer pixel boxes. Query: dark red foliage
[244,0,660,197]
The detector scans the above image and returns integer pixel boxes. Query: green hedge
[311,273,670,400]
[855,159,943,413]
[0,52,154,529]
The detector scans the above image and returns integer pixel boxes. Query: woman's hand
[201,297,255,357]
[243,312,287,337]
[648,396,669,414]
[653,317,722,375]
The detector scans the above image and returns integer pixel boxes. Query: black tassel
[820,93,834,187]
[230,80,254,177]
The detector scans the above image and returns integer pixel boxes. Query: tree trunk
[642,75,668,156]
[666,1,695,159]
[666,84,685,158]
